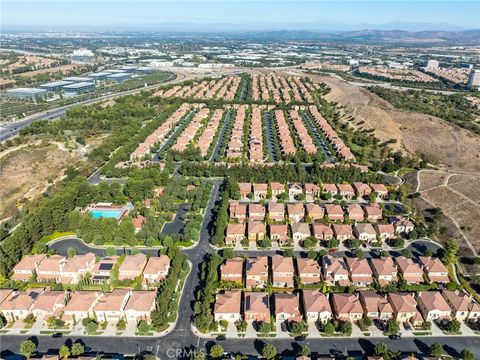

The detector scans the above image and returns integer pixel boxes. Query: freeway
[0,71,195,143]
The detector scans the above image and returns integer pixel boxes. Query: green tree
[446,319,461,333]
[300,345,311,357]
[209,344,224,359]
[222,248,235,259]
[71,342,85,356]
[67,247,77,258]
[85,321,98,334]
[324,322,335,336]
[290,321,306,337]
[443,238,459,265]
[19,340,37,359]
[430,343,443,357]
[460,348,476,360]
[261,343,277,360]
[374,343,388,356]
[137,320,151,335]
[386,319,400,335]
[59,345,70,359]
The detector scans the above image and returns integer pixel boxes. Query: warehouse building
[107,72,131,83]
[136,66,155,74]
[121,65,138,73]
[6,88,48,99]
[39,80,73,92]
[63,82,96,95]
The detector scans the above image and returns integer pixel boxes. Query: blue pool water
[89,209,124,220]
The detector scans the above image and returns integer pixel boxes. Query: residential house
[322,183,338,196]
[132,216,145,233]
[0,288,45,321]
[387,293,418,323]
[11,254,47,282]
[36,255,67,282]
[31,290,67,322]
[394,257,424,284]
[322,256,349,286]
[229,202,247,223]
[271,256,295,287]
[288,183,304,200]
[336,184,355,199]
[62,291,101,324]
[302,290,332,323]
[304,183,321,201]
[362,204,383,222]
[244,292,270,322]
[352,182,372,197]
[60,253,96,284]
[253,183,268,199]
[118,253,147,281]
[291,223,311,242]
[331,293,363,321]
[305,203,324,222]
[270,182,286,197]
[324,204,344,222]
[238,183,252,199]
[369,257,398,285]
[394,219,415,235]
[441,290,480,321]
[247,221,266,242]
[249,204,266,221]
[275,293,301,322]
[287,203,305,223]
[312,224,333,241]
[124,290,157,323]
[297,258,321,284]
[358,291,393,322]
[374,223,395,240]
[269,224,289,245]
[418,257,450,283]
[346,203,365,222]
[226,223,246,245]
[416,291,452,323]
[143,255,170,285]
[332,224,353,241]
[0,289,13,308]
[370,184,389,199]
[220,257,244,284]
[93,289,131,322]
[353,223,377,242]
[246,257,269,288]
[345,258,373,287]
[214,290,242,322]
[268,202,285,222]
[91,257,118,284]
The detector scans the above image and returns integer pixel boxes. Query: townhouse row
[219,255,449,289]
[11,253,170,287]
[251,75,314,104]
[214,288,480,325]
[237,182,389,201]
[0,287,157,325]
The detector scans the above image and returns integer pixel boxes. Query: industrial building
[6,88,48,99]
[107,72,131,82]
[121,65,138,73]
[39,80,73,92]
[63,76,93,83]
[62,82,96,95]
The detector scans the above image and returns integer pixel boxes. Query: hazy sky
[2,1,479,30]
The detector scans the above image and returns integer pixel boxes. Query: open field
[0,141,82,220]
[316,74,480,173]
[416,170,480,258]
[14,64,80,78]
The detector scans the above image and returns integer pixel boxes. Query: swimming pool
[89,209,124,220]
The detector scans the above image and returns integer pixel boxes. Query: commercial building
[121,65,138,73]
[136,66,155,74]
[90,71,113,81]
[467,69,480,89]
[6,88,47,99]
[62,82,96,95]
[39,81,73,92]
[63,76,93,83]
[426,60,440,69]
[107,72,131,83]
